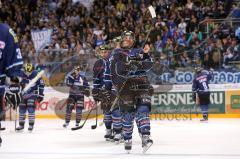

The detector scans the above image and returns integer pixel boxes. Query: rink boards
[4,84,240,119]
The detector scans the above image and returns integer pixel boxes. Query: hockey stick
[71,106,95,130]
[14,106,18,131]
[22,70,45,94]
[91,102,98,129]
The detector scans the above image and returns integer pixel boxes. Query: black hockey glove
[84,87,90,97]
[101,89,111,102]
[37,96,44,103]
[192,92,196,102]
[92,88,101,102]
[5,84,22,110]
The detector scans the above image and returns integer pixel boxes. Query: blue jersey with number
[192,71,213,93]
[0,23,23,95]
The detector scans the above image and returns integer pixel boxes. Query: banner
[225,90,240,114]
[5,84,238,119]
[151,91,225,114]
[31,29,52,53]
[149,70,240,84]
[72,0,94,11]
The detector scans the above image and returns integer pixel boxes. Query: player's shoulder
[0,23,10,31]
[0,23,18,42]
[0,23,10,38]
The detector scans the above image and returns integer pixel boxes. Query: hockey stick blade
[91,104,98,129]
[91,125,97,129]
[71,107,94,131]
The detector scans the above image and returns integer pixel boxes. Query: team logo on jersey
[9,28,18,43]
[0,41,5,49]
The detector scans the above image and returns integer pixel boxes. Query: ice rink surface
[0,118,240,159]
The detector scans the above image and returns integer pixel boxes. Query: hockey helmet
[98,44,110,58]
[113,36,122,43]
[120,31,135,49]
[195,66,203,74]
[24,63,34,73]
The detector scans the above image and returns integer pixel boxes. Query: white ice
[0,118,240,159]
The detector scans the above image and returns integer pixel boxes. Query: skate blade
[105,138,112,142]
[126,150,131,154]
[143,142,153,154]
[16,129,24,132]
[115,141,120,145]
[0,128,6,131]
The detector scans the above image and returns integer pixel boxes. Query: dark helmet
[195,66,203,74]
[120,30,135,49]
[98,44,110,58]
[113,36,122,43]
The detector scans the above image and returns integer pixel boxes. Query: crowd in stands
[0,0,240,75]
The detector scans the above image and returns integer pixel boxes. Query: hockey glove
[37,95,44,103]
[192,92,196,102]
[92,88,101,102]
[84,87,90,97]
[5,84,22,110]
[101,89,111,102]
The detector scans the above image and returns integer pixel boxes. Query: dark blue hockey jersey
[110,48,153,86]
[20,70,45,99]
[0,23,23,95]
[66,72,89,96]
[93,57,114,91]
[192,70,213,93]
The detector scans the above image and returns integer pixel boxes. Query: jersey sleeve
[66,73,74,87]
[140,54,153,71]
[192,78,198,92]
[93,59,104,88]
[103,60,112,90]
[37,77,45,97]
[207,70,213,81]
[4,28,23,78]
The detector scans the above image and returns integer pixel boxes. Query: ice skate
[16,125,24,132]
[0,123,5,131]
[63,122,69,128]
[28,125,34,132]
[124,139,132,153]
[104,129,112,141]
[200,115,208,122]
[114,133,123,144]
[142,135,153,153]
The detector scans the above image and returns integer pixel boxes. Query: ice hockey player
[63,66,90,128]
[192,67,213,122]
[16,63,44,132]
[110,30,154,153]
[0,22,23,145]
[92,44,119,142]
